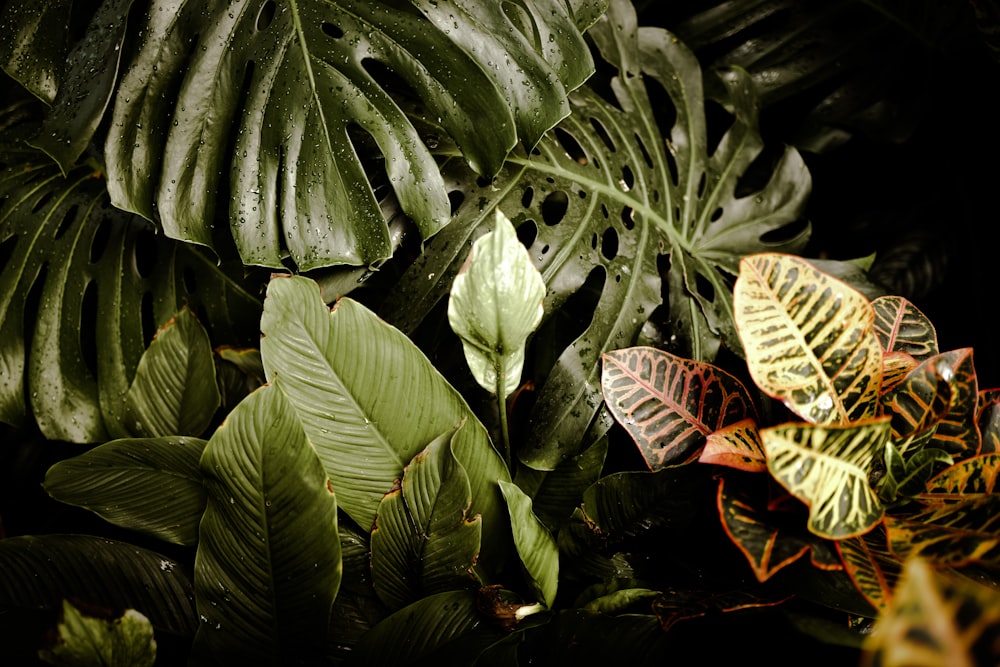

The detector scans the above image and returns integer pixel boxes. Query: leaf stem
[496,364,512,474]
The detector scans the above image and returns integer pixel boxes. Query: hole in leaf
[132,227,157,278]
[621,164,634,191]
[89,217,112,263]
[760,217,810,244]
[53,204,78,241]
[0,235,18,273]
[516,219,537,248]
[695,272,715,302]
[363,58,419,105]
[31,191,53,214]
[256,0,276,30]
[141,291,156,347]
[600,203,609,219]
[448,190,464,216]
[591,232,598,250]
[645,76,677,146]
[321,22,343,39]
[635,132,653,168]
[521,187,534,209]
[80,280,98,377]
[696,171,706,199]
[620,205,635,230]
[664,147,678,186]
[705,99,735,158]
[601,226,619,261]
[554,128,587,165]
[735,143,783,198]
[590,117,616,152]
[711,207,723,222]
[541,191,569,226]
[476,176,493,188]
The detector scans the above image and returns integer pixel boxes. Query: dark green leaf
[0,0,73,103]
[499,480,559,608]
[581,468,700,542]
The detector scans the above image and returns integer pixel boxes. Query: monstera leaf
[0,145,260,442]
[382,0,811,470]
[1,0,603,270]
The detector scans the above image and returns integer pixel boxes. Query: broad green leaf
[370,428,482,611]
[735,252,883,424]
[601,346,757,469]
[871,296,938,360]
[580,468,700,541]
[0,534,196,637]
[885,496,1000,568]
[38,599,156,667]
[837,526,902,613]
[43,436,207,546]
[580,587,660,614]
[124,307,221,438]
[762,419,888,539]
[0,0,73,103]
[258,275,510,569]
[499,480,559,608]
[448,208,545,398]
[716,474,842,582]
[862,558,1000,667]
[382,0,810,470]
[514,434,608,531]
[97,0,596,270]
[877,443,952,506]
[194,382,341,664]
[0,152,261,442]
[699,418,766,472]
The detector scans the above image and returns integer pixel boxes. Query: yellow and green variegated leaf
[910,349,980,459]
[837,525,902,613]
[920,453,1000,500]
[861,558,1000,667]
[600,346,757,469]
[699,418,766,473]
[734,253,882,424]
[977,389,1000,454]
[762,419,889,539]
[870,296,938,360]
[880,351,918,395]
[716,475,841,582]
[885,496,1000,568]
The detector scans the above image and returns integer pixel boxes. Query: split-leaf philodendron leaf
[449,208,545,398]
[382,0,811,470]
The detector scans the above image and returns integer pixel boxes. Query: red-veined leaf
[734,253,883,424]
[879,351,918,395]
[870,296,938,360]
[601,346,757,469]
[976,388,1000,454]
[920,452,1000,501]
[762,419,888,539]
[700,418,766,472]
[915,349,981,459]
[879,357,953,456]
[885,496,1000,568]
[837,525,902,613]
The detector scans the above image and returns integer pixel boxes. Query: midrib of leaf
[289,0,334,179]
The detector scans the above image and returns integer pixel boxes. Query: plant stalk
[496,363,512,474]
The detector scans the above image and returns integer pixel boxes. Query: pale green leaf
[43,436,207,546]
[193,382,341,665]
[448,208,545,397]
[124,306,220,438]
[39,599,156,667]
[499,480,559,608]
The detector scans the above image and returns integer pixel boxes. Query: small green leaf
[39,599,156,667]
[448,209,545,398]
[124,306,220,438]
[43,436,207,546]
[499,480,559,608]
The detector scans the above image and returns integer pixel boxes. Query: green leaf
[580,468,700,541]
[38,599,156,667]
[0,0,73,103]
[0,534,196,637]
[514,434,608,530]
[124,306,221,438]
[499,480,559,608]
[43,436,207,546]
[762,419,888,539]
[370,428,482,611]
[0,153,261,443]
[96,0,595,270]
[448,208,545,398]
[258,275,510,569]
[193,382,341,665]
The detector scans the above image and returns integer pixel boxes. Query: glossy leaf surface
[370,429,481,611]
[601,346,757,469]
[0,0,72,103]
[871,296,938,360]
[762,419,888,539]
[885,496,1000,568]
[700,418,766,472]
[258,275,510,564]
[734,253,882,424]
[448,209,545,397]
[499,480,559,608]
[912,349,980,458]
[921,452,1000,498]
[43,436,207,546]
[194,382,341,664]
[123,307,220,438]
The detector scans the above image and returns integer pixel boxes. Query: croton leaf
[381,0,810,471]
[871,295,938,361]
[734,252,883,425]
[977,389,1000,454]
[0,534,196,637]
[700,417,766,472]
[448,208,545,398]
[651,587,792,633]
[901,349,981,459]
[920,452,1000,499]
[601,346,758,469]
[123,306,221,438]
[370,428,482,611]
[836,525,902,614]
[499,480,559,608]
[879,351,919,395]
[716,474,842,582]
[257,275,511,569]
[861,558,1000,667]
[194,382,341,664]
[885,496,1000,568]
[762,419,889,539]
[0,150,261,443]
[43,436,207,547]
[879,360,953,457]
[39,599,156,667]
